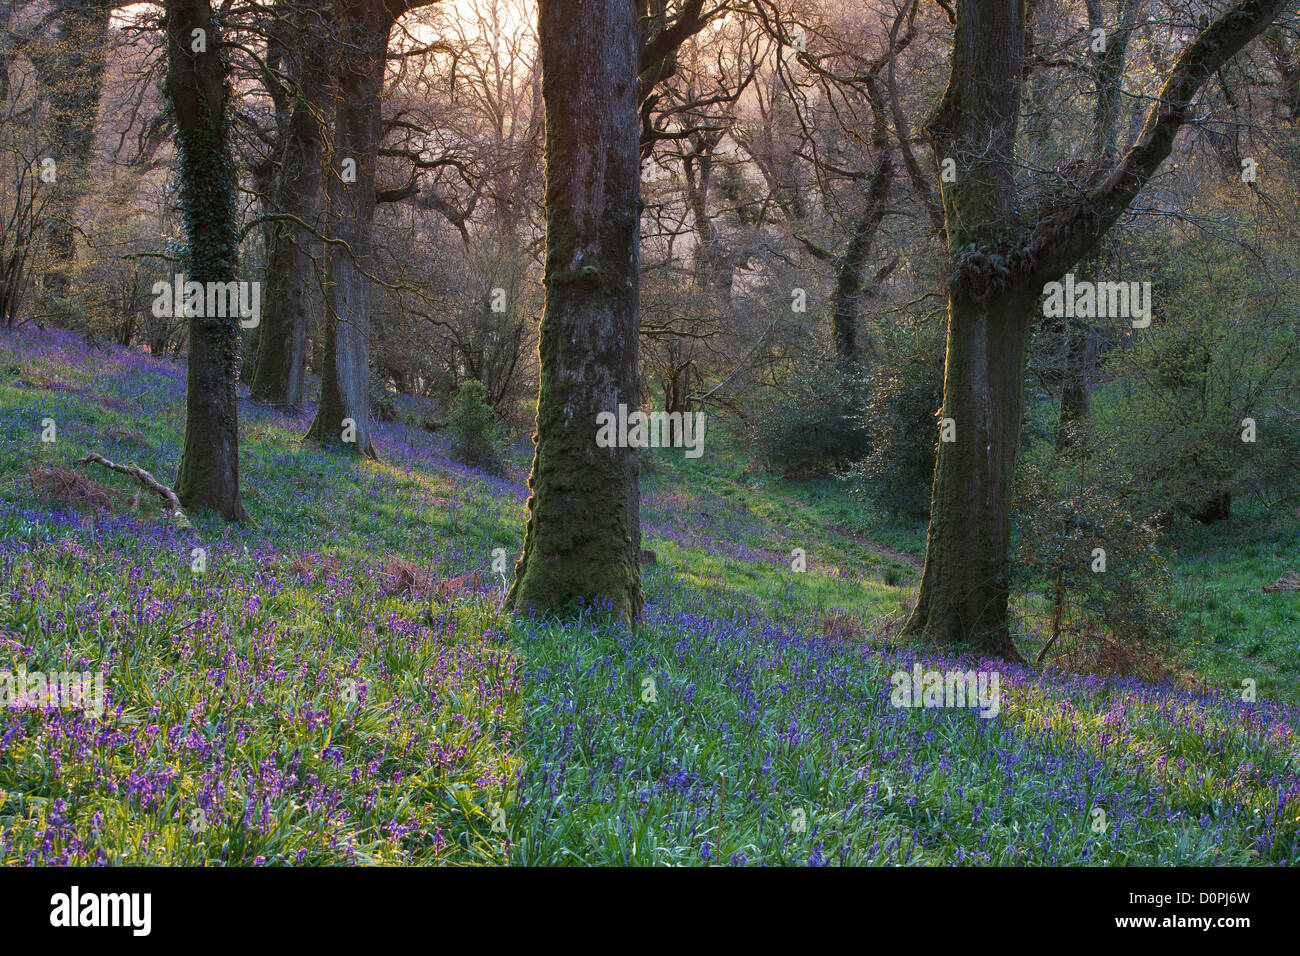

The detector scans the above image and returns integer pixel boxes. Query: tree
[907,0,1293,659]
[249,0,331,409]
[507,0,651,619]
[303,0,387,456]
[303,0,440,456]
[27,0,116,309]
[165,0,248,520]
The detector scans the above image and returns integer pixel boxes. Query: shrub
[1014,434,1179,677]
[847,340,944,518]
[1099,234,1300,521]
[749,364,868,478]
[446,379,506,475]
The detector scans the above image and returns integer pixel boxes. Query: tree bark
[908,0,1290,659]
[507,0,644,621]
[304,0,388,457]
[908,288,1034,659]
[250,0,330,409]
[165,0,247,520]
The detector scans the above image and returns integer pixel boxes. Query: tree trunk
[507,0,644,621]
[831,153,893,369]
[1055,316,1097,450]
[908,288,1033,660]
[683,143,733,302]
[304,0,387,458]
[906,0,1026,658]
[907,0,1287,659]
[165,0,247,521]
[250,0,329,409]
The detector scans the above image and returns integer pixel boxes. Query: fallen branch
[1262,571,1300,594]
[77,453,191,529]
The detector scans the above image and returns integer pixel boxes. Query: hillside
[1,328,1297,865]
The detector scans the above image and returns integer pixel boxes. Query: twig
[76,453,191,529]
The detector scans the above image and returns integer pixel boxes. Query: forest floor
[0,327,1297,865]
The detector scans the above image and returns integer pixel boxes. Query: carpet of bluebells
[1,328,1297,865]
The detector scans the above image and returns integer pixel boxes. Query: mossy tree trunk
[250,0,329,410]
[507,0,644,621]
[907,287,1035,660]
[908,0,1291,659]
[165,0,247,521]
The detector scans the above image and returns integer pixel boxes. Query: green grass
[2,329,1297,866]
[1165,500,1300,701]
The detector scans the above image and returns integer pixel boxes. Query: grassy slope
[1,328,1297,865]
[1165,504,1300,699]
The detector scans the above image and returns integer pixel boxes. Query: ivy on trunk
[165,0,247,521]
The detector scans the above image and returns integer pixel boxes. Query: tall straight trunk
[304,0,386,457]
[250,0,329,409]
[906,0,1026,658]
[909,288,1034,658]
[165,0,247,520]
[507,0,643,620]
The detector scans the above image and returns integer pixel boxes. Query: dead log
[77,453,191,528]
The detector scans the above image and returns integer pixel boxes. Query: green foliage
[446,379,506,475]
[1099,229,1300,522]
[1163,498,1300,694]
[1014,433,1179,674]
[847,336,944,518]
[749,363,868,478]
